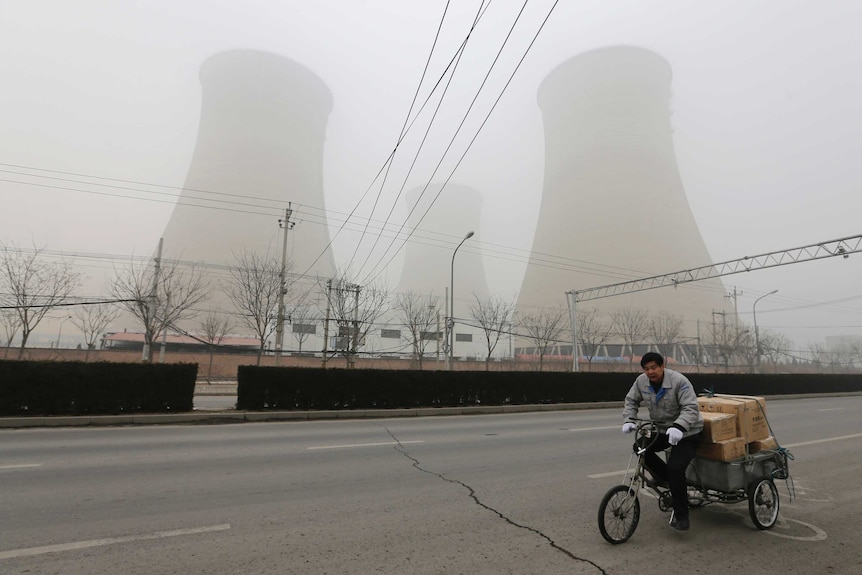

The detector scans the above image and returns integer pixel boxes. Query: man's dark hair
[640,352,664,368]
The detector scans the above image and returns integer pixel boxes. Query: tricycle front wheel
[598,485,640,544]
[748,478,779,529]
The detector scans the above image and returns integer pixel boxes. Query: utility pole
[350,284,361,369]
[436,308,441,363]
[568,293,579,372]
[144,237,163,363]
[274,203,295,366]
[725,286,742,332]
[322,279,332,368]
[443,286,450,370]
[712,310,729,369]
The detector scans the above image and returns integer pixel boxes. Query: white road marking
[307,440,424,450]
[784,432,862,448]
[816,408,846,412]
[763,517,828,541]
[0,463,43,470]
[0,524,231,560]
[588,469,628,479]
[567,426,619,432]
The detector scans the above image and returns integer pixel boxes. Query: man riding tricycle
[597,352,794,544]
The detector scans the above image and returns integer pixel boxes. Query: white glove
[622,422,636,434]
[667,427,683,445]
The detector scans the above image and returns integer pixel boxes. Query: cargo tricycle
[597,420,794,544]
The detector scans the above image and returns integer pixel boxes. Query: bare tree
[648,313,685,361]
[199,309,233,382]
[610,307,649,364]
[1,307,20,359]
[577,307,614,370]
[826,341,857,372]
[111,255,209,363]
[847,338,862,372]
[396,291,441,370]
[735,328,758,373]
[226,249,282,365]
[809,341,852,373]
[687,334,709,372]
[469,293,516,370]
[710,313,749,370]
[0,242,81,356]
[288,304,319,355]
[323,272,391,368]
[71,302,120,361]
[758,329,792,372]
[807,342,826,373]
[517,305,566,371]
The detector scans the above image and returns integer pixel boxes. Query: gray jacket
[623,368,703,437]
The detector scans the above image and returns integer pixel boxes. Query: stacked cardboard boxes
[748,436,778,454]
[695,395,773,462]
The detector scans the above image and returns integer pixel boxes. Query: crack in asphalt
[383,427,609,575]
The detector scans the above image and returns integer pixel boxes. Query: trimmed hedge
[0,360,197,416]
[237,366,862,411]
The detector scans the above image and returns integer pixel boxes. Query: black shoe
[670,518,690,531]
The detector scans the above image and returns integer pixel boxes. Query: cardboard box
[700,411,738,443]
[696,437,746,462]
[697,395,769,443]
[748,436,778,454]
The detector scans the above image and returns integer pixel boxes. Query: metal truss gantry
[565,234,862,371]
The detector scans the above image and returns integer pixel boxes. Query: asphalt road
[1,396,861,574]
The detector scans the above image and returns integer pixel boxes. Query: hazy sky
[2,1,861,349]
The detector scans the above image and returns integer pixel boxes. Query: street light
[55,315,72,349]
[448,231,474,371]
[753,289,778,373]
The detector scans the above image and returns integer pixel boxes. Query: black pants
[642,432,702,521]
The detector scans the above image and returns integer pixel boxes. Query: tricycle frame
[598,421,792,544]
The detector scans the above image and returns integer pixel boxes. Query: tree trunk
[18,329,31,358]
[207,349,215,382]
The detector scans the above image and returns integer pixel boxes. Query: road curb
[0,401,622,428]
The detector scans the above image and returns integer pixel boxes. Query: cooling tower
[159,50,335,280]
[517,46,727,329]
[397,184,489,317]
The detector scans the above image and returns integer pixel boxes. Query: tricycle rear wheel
[748,478,779,529]
[598,485,640,544]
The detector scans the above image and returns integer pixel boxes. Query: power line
[359,0,561,284]
[358,0,532,281]
[299,2,497,279]
[0,298,137,310]
[346,0,460,269]
[0,162,286,207]
[0,177,279,218]
[350,1,493,275]
[0,235,759,306]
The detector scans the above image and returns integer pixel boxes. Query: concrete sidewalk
[194,382,237,395]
